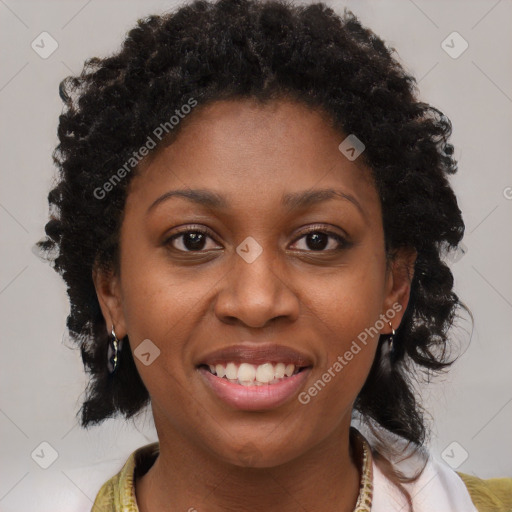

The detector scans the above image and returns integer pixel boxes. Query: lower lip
[197,366,312,411]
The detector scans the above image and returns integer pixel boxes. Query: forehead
[128,98,380,220]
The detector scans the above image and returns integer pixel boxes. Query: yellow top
[457,473,512,512]
[91,429,512,512]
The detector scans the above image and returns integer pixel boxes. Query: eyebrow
[146,187,365,217]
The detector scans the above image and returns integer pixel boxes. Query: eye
[165,226,220,253]
[164,224,350,254]
[290,225,349,252]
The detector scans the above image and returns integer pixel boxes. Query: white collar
[371,451,478,512]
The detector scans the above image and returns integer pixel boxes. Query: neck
[136,416,362,512]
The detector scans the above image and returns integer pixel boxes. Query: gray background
[1,0,511,510]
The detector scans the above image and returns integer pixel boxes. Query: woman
[36,0,512,510]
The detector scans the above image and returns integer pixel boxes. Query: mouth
[197,361,310,386]
[196,360,313,411]
[195,343,314,410]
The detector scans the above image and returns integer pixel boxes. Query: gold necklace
[350,427,374,512]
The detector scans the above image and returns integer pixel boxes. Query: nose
[213,244,300,329]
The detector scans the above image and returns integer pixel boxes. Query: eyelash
[165,224,349,253]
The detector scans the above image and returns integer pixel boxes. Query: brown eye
[291,226,349,252]
[165,227,220,252]
[164,225,350,254]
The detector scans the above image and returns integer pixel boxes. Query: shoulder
[356,424,512,512]
[358,425,491,512]
[372,444,512,512]
[92,442,160,512]
[457,471,512,512]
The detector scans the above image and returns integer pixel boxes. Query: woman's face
[95,98,415,467]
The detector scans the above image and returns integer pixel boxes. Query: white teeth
[275,362,286,379]
[238,362,256,383]
[255,363,274,383]
[215,364,226,378]
[225,362,238,380]
[205,361,301,385]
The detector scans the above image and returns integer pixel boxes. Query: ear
[92,264,127,338]
[381,246,417,334]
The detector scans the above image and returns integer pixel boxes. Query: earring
[388,321,396,356]
[107,325,123,374]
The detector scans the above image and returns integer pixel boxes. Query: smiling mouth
[197,362,310,386]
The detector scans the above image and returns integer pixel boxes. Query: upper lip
[196,343,314,367]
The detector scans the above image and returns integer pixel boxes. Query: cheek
[306,258,386,341]
[118,216,207,336]
[299,292,381,420]
[121,268,206,358]
[117,238,210,379]
[300,260,385,398]
[119,266,204,419]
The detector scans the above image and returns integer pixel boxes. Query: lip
[198,365,312,411]
[196,342,314,367]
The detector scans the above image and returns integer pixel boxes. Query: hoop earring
[107,325,123,374]
[388,321,396,356]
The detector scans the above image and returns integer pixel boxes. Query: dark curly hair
[36,0,470,504]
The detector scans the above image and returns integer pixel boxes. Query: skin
[93,98,416,512]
